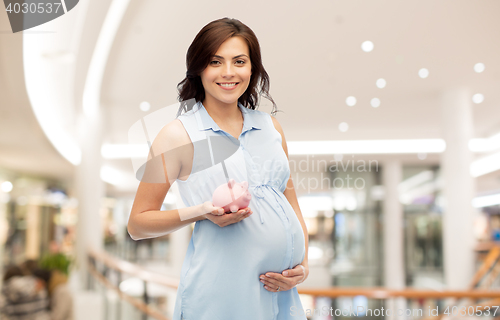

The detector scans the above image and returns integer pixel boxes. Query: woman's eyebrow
[212,54,249,59]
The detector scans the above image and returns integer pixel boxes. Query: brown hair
[176,17,278,116]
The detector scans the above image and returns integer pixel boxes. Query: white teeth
[219,83,237,87]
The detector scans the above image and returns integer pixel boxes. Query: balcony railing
[87,244,500,320]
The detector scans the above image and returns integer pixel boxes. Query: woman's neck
[202,99,242,123]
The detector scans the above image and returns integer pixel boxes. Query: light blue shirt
[172,101,306,320]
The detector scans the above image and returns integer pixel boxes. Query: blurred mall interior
[1,0,500,319]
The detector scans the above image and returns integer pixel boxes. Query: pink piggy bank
[212,179,252,213]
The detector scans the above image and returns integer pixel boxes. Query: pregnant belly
[237,195,306,274]
[187,195,305,284]
[180,201,305,317]
[276,195,307,269]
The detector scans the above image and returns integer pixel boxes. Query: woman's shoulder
[153,118,191,149]
[246,107,284,131]
[176,103,200,120]
[244,106,268,116]
[244,107,274,126]
[248,107,285,139]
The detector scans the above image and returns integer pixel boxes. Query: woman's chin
[215,96,242,105]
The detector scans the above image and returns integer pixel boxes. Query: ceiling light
[298,196,333,211]
[140,101,151,112]
[472,93,484,104]
[100,166,140,190]
[339,122,349,132]
[100,166,126,185]
[474,63,485,73]
[101,144,149,159]
[1,181,13,193]
[287,139,446,155]
[345,96,357,107]
[361,41,374,52]
[469,132,500,152]
[376,78,386,89]
[470,151,500,177]
[370,98,380,108]
[472,193,500,208]
[418,68,429,78]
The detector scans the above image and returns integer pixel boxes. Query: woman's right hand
[201,201,253,227]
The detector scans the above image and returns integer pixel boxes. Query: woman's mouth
[217,82,239,90]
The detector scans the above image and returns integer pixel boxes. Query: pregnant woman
[128,17,309,320]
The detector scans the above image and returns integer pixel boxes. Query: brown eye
[210,61,221,65]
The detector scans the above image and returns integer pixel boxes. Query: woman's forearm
[128,205,207,240]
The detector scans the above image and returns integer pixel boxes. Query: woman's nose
[222,64,235,77]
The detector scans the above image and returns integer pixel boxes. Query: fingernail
[283,271,288,276]
[265,274,270,277]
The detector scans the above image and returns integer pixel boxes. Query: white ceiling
[0,14,74,181]
[102,0,500,143]
[1,0,500,194]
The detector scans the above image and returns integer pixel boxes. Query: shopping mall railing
[87,247,178,320]
[87,244,500,320]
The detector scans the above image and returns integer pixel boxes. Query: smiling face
[200,36,252,108]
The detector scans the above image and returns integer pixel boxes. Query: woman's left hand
[259,264,309,292]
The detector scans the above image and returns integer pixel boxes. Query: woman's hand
[203,201,253,227]
[259,264,309,292]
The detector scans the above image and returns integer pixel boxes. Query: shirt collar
[194,101,261,134]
